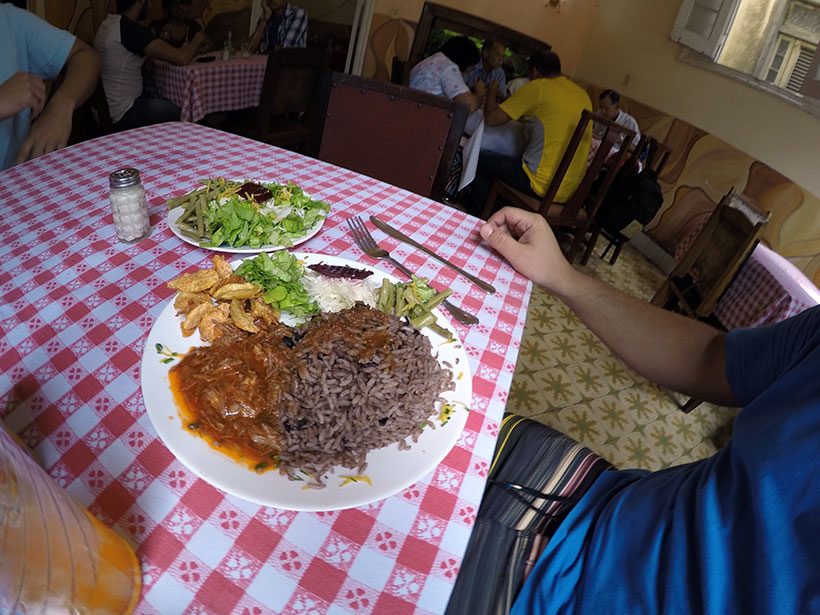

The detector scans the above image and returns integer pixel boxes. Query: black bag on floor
[597,141,664,235]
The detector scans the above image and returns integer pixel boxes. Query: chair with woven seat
[650,188,770,320]
[227,47,331,154]
[480,109,635,265]
[651,189,769,413]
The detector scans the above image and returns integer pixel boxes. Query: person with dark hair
[440,36,482,71]
[0,3,100,169]
[463,37,508,98]
[95,0,204,131]
[409,36,485,111]
[149,0,202,48]
[467,50,592,214]
[246,0,307,53]
[597,88,640,149]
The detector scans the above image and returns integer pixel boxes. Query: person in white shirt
[409,36,485,112]
[597,89,640,150]
[95,0,204,131]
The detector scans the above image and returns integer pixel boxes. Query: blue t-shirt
[0,4,75,170]
[463,62,507,97]
[513,305,820,614]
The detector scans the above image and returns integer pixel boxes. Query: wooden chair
[480,109,635,265]
[651,189,769,413]
[227,47,331,154]
[313,71,469,201]
[596,136,673,265]
[650,189,770,320]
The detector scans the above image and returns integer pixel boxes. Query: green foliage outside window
[423,28,530,80]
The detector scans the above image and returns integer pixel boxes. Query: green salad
[235,251,319,318]
[167,178,330,249]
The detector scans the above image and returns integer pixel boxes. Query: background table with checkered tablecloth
[148,55,267,123]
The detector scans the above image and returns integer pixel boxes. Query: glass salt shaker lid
[109,168,141,189]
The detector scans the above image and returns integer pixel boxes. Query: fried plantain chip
[174,291,211,315]
[199,304,232,342]
[250,298,279,323]
[168,269,220,293]
[212,254,233,278]
[181,301,214,332]
[212,282,262,301]
[229,299,260,333]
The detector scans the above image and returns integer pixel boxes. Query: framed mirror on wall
[395,2,551,86]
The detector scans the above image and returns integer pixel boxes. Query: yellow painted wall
[373,0,598,74]
[573,0,820,202]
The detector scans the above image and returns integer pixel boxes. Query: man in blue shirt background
[476,206,820,614]
[463,37,508,98]
[0,3,100,170]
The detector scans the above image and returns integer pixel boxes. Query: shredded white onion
[303,273,377,313]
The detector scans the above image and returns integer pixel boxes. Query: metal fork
[347,216,479,326]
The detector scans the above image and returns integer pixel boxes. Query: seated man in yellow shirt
[469,51,592,216]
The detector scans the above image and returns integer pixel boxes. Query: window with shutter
[798,40,820,97]
[786,41,816,90]
[674,0,820,111]
[671,0,742,59]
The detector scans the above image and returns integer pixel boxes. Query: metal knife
[370,216,497,294]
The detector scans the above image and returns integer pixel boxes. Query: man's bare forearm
[47,40,100,115]
[553,269,737,406]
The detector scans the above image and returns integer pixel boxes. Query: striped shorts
[445,414,613,615]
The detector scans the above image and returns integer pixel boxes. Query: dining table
[672,219,820,330]
[713,242,820,330]
[147,54,268,123]
[0,122,532,614]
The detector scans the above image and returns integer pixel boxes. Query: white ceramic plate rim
[166,181,326,253]
[140,252,472,511]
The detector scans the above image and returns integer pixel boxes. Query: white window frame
[674,0,820,120]
[671,0,743,60]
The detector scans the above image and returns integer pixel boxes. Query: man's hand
[15,101,73,164]
[481,207,736,406]
[480,207,576,294]
[14,39,100,165]
[474,79,487,99]
[0,71,46,121]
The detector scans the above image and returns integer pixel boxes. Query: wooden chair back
[481,109,635,264]
[314,71,469,201]
[543,109,635,224]
[256,47,331,146]
[651,189,770,318]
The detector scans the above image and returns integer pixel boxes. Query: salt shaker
[109,168,150,243]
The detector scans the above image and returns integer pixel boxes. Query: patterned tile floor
[507,239,740,470]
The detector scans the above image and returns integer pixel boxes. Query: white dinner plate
[166,182,326,253]
[140,252,472,511]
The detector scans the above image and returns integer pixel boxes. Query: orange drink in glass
[0,422,142,614]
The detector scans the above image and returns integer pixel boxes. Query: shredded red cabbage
[308,263,374,279]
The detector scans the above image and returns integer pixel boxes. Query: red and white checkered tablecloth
[713,245,819,330]
[148,55,267,123]
[671,223,818,330]
[0,122,531,615]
